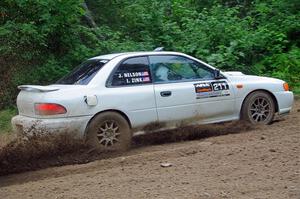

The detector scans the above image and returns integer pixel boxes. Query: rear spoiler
[18,85,60,92]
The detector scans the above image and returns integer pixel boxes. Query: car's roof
[89,51,184,60]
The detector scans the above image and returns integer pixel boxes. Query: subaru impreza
[12,50,294,150]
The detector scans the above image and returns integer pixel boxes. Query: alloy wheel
[249,97,271,123]
[97,120,120,147]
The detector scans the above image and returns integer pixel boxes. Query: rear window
[56,59,108,85]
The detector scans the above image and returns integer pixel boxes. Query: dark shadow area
[132,121,254,147]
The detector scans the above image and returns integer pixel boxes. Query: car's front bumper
[11,115,92,137]
[273,91,294,115]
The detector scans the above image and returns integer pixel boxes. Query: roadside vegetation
[0,0,299,134]
[0,108,16,134]
[0,108,17,149]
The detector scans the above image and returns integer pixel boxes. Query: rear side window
[56,59,108,85]
[111,56,152,86]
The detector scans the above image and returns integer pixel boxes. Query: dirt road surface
[0,101,299,199]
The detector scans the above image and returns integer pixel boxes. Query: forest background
[0,0,299,132]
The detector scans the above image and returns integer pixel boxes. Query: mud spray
[0,121,253,176]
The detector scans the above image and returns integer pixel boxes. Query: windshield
[56,59,109,85]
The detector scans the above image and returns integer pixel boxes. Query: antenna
[154,47,164,52]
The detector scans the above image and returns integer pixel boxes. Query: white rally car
[12,50,294,150]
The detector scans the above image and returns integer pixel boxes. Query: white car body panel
[12,51,294,137]
[153,79,236,122]
[12,115,92,137]
[95,84,158,127]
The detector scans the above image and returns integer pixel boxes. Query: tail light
[35,103,67,115]
[283,83,289,91]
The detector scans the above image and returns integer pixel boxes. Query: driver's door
[149,55,235,124]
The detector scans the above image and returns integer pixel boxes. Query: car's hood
[223,71,245,76]
[223,71,284,84]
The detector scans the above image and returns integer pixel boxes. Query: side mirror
[213,69,222,79]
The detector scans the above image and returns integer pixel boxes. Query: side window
[111,56,152,86]
[149,55,214,83]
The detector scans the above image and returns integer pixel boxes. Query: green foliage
[255,47,300,94]
[0,0,85,58]
[0,108,16,134]
[0,0,299,108]
[0,0,99,107]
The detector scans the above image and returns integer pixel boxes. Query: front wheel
[85,112,132,152]
[241,91,275,125]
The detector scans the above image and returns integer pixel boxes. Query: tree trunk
[82,1,97,28]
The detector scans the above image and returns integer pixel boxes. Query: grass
[0,108,17,134]
[292,88,300,96]
[290,83,300,94]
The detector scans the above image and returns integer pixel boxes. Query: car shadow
[132,121,254,147]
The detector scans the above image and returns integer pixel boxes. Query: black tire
[85,112,132,152]
[241,91,275,125]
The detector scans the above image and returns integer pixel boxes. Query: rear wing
[18,85,59,92]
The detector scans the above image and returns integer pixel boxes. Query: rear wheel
[241,91,275,125]
[86,112,132,152]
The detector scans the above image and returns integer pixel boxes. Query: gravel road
[0,101,299,199]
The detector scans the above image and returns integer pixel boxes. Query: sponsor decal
[117,71,151,84]
[194,82,212,93]
[129,76,151,83]
[120,71,149,78]
[194,81,230,99]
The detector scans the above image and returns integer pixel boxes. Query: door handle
[160,91,172,97]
